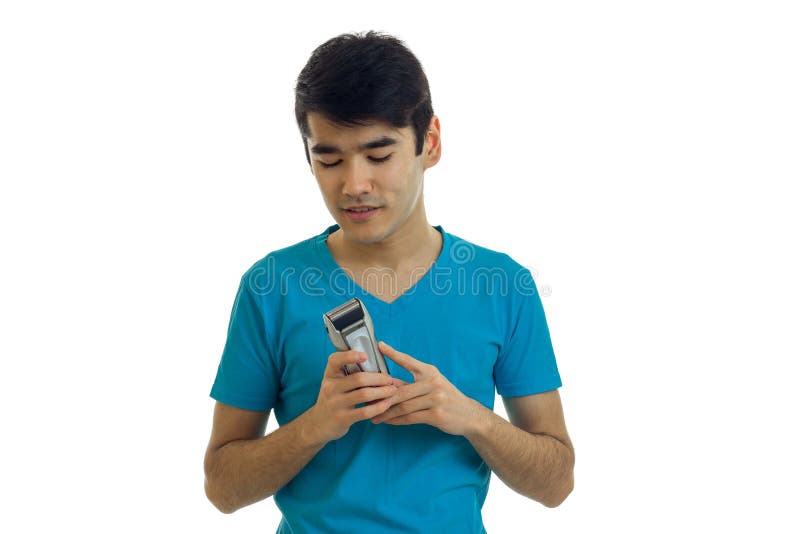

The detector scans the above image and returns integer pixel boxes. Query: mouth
[342,206,381,221]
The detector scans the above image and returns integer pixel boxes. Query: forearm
[204,408,327,513]
[463,401,574,507]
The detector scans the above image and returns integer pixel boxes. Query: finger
[381,410,430,426]
[325,350,366,378]
[343,384,398,407]
[354,395,396,421]
[340,371,396,392]
[378,341,426,375]
[372,394,432,424]
[390,377,409,388]
[379,380,428,405]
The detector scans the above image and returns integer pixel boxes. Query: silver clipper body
[323,298,390,375]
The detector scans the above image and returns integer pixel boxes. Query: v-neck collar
[313,223,450,314]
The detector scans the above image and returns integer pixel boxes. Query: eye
[318,159,342,168]
[368,154,392,164]
[317,154,392,168]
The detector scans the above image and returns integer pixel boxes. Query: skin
[306,111,443,292]
[204,113,574,513]
[373,342,574,508]
[205,350,397,513]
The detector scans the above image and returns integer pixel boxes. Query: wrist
[462,397,494,441]
[299,406,330,448]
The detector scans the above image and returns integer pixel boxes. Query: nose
[341,159,373,197]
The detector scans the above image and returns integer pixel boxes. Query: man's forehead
[306,112,410,150]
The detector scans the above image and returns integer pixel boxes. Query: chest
[343,265,432,304]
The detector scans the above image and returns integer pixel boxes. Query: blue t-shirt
[210,224,561,533]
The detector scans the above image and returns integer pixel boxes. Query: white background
[1,1,798,532]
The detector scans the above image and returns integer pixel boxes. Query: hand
[370,342,483,436]
[309,350,400,443]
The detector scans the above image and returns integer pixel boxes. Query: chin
[343,226,383,242]
[338,221,391,244]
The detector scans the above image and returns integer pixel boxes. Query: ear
[422,115,442,171]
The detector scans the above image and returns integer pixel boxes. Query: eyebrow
[310,136,398,155]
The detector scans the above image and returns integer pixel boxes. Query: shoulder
[441,229,540,304]
[251,234,319,271]
[445,229,529,275]
[238,229,328,297]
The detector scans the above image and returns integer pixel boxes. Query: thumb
[379,341,405,360]
[378,341,420,374]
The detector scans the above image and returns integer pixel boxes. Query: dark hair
[295,31,434,164]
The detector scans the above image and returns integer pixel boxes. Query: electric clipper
[323,297,390,375]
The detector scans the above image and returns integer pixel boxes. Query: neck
[329,212,442,273]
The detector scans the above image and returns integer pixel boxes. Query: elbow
[204,449,240,514]
[542,443,575,508]
[541,474,573,508]
[540,449,575,508]
[205,477,237,514]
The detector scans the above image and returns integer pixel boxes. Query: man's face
[306,112,440,246]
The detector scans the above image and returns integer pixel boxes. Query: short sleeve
[493,268,562,397]
[209,275,280,411]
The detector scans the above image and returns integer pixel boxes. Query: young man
[204,31,574,533]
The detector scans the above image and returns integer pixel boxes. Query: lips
[343,206,381,221]
[343,206,379,211]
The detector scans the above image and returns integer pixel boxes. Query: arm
[204,350,400,514]
[372,342,574,507]
[463,389,574,507]
[203,402,327,514]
